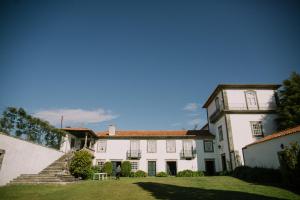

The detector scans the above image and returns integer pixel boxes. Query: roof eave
[202,84,281,108]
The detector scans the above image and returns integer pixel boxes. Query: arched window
[245,90,258,110]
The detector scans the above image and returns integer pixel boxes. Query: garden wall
[0,133,64,185]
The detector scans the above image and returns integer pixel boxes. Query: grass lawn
[0,176,299,200]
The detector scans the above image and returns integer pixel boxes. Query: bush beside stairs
[9,152,77,184]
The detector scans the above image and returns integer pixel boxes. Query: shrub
[121,161,132,177]
[232,166,281,183]
[129,171,136,177]
[279,142,300,188]
[156,172,168,177]
[217,170,231,176]
[91,165,101,173]
[102,162,113,176]
[176,170,204,177]
[135,170,147,177]
[69,150,93,179]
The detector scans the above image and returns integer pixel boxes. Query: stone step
[9,181,71,185]
[9,153,76,185]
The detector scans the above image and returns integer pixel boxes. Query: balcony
[127,150,141,159]
[209,108,223,123]
[209,103,277,123]
[180,149,196,159]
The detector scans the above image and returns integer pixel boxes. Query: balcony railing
[180,149,196,159]
[127,150,141,159]
[209,103,277,123]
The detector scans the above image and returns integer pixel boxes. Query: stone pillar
[84,132,87,148]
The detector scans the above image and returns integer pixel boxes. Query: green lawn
[0,176,299,200]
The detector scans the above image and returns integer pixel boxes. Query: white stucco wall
[229,114,278,165]
[207,91,223,117]
[225,89,277,110]
[208,116,231,171]
[243,132,300,169]
[93,138,218,173]
[0,134,64,185]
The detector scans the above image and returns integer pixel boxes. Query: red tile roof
[62,127,98,137]
[245,125,300,147]
[97,130,214,138]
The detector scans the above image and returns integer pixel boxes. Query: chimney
[108,125,116,136]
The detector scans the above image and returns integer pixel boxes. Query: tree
[69,150,93,179]
[277,72,300,130]
[0,107,66,149]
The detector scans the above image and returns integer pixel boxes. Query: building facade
[61,127,218,175]
[59,84,283,174]
[202,84,281,171]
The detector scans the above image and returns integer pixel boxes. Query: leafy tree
[0,107,66,149]
[69,150,93,179]
[277,72,300,130]
[121,161,132,177]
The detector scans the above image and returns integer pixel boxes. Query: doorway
[112,161,122,176]
[221,154,227,171]
[166,161,177,176]
[148,161,156,176]
[205,159,215,175]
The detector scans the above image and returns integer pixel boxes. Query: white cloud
[183,103,198,112]
[34,108,119,127]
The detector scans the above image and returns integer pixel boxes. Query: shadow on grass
[134,182,287,200]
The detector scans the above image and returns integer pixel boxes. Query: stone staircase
[10,152,77,184]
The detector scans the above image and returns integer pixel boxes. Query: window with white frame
[218,125,224,141]
[250,121,263,137]
[166,140,176,153]
[245,90,258,110]
[204,140,214,152]
[147,140,157,153]
[97,140,107,152]
[96,159,105,170]
[130,161,139,172]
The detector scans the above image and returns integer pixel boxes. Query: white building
[202,84,280,171]
[243,125,300,169]
[4,83,299,185]
[61,126,218,175]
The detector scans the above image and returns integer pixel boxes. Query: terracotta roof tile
[245,125,300,147]
[62,127,97,137]
[97,130,214,138]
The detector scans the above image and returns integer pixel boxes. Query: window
[215,97,220,110]
[130,140,140,150]
[166,140,176,153]
[130,161,139,172]
[250,121,263,137]
[204,140,214,152]
[245,90,258,110]
[218,125,224,141]
[147,140,157,153]
[97,140,107,152]
[182,140,192,150]
[96,159,105,170]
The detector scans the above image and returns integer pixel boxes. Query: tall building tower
[202,84,281,171]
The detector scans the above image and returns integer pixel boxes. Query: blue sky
[0,0,299,131]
